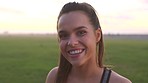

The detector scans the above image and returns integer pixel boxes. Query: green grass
[0,35,59,83]
[104,38,148,83]
[0,34,148,83]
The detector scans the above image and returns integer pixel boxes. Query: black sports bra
[100,68,112,83]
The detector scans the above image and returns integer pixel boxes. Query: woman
[46,2,132,83]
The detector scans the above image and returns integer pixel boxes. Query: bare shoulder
[109,70,132,83]
[45,67,58,83]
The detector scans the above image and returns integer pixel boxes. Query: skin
[57,11,101,67]
[46,11,132,83]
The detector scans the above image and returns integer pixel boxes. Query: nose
[67,35,79,47]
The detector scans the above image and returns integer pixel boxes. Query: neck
[70,57,103,79]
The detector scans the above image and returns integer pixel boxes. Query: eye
[58,33,69,40]
[77,30,87,36]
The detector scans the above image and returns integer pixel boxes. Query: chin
[70,60,85,67]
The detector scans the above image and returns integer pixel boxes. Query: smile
[68,49,84,55]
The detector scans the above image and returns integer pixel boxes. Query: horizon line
[0,32,148,35]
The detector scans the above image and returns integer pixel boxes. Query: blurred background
[0,0,148,34]
[0,0,148,83]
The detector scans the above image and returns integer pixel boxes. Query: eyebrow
[73,26,88,31]
[58,26,88,34]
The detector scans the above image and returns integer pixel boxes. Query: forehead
[57,11,92,30]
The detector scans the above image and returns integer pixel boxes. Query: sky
[0,0,148,34]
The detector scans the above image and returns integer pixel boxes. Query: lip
[67,48,85,58]
[70,54,81,58]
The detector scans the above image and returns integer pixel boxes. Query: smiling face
[57,11,101,66]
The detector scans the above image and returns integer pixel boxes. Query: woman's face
[57,11,101,66]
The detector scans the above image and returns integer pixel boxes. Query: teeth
[69,49,83,55]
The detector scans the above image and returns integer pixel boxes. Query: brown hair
[56,2,104,83]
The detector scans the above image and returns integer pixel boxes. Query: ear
[95,28,101,43]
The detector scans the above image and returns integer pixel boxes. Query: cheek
[59,41,67,54]
[81,34,96,45]
[82,34,97,50]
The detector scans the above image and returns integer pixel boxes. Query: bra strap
[100,68,112,83]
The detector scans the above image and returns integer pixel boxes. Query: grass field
[0,34,148,83]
